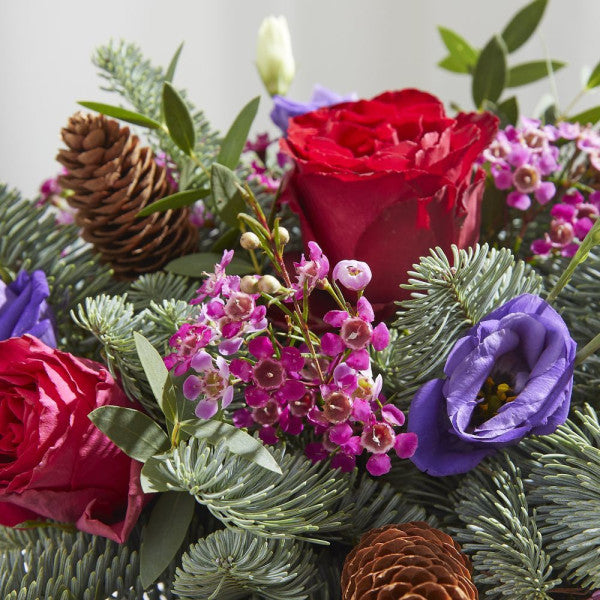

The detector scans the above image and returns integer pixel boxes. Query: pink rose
[0,335,147,542]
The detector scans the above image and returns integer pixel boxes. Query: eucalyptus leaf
[586,60,600,89]
[162,82,196,155]
[501,0,548,53]
[164,42,184,84]
[507,60,565,88]
[77,102,162,130]
[136,188,209,217]
[437,27,478,72]
[211,163,246,227]
[472,35,507,108]
[133,332,173,421]
[88,406,170,462]
[217,96,260,169]
[165,252,254,278]
[438,55,470,74]
[140,492,195,587]
[569,105,600,125]
[180,420,282,474]
[497,96,519,125]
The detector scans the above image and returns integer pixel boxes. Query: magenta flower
[292,241,330,298]
[332,260,372,291]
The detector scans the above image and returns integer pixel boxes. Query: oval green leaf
[180,420,282,474]
[437,27,478,72]
[501,0,548,53]
[140,492,195,587]
[497,96,519,125]
[569,105,600,125]
[586,60,600,90]
[217,96,260,170]
[507,60,565,88]
[165,252,254,278]
[78,102,162,130]
[211,163,246,227]
[133,332,175,423]
[164,42,184,84]
[163,82,196,156]
[472,35,507,109]
[88,406,170,462]
[137,187,209,217]
[438,55,469,74]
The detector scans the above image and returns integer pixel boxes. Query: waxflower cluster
[164,223,416,476]
[244,132,288,194]
[482,117,561,210]
[532,189,600,257]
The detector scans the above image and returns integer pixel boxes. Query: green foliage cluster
[438,0,600,124]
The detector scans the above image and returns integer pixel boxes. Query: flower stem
[546,216,600,304]
[575,331,600,366]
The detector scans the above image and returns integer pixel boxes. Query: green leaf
[162,82,196,155]
[569,105,600,125]
[217,96,260,169]
[136,188,209,217]
[180,420,282,474]
[133,332,174,422]
[586,60,600,89]
[140,491,195,587]
[88,406,170,462]
[472,35,507,109]
[211,163,246,227]
[501,0,548,53]
[77,101,162,129]
[507,60,565,88]
[438,55,470,74]
[165,252,254,278]
[164,42,184,84]
[437,27,478,72]
[497,96,519,125]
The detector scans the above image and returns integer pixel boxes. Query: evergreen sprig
[174,528,316,600]
[451,453,560,599]
[527,405,600,589]
[93,40,219,190]
[387,243,543,406]
[0,184,117,351]
[0,525,172,600]
[141,438,351,543]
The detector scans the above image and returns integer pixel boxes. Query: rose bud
[256,15,295,96]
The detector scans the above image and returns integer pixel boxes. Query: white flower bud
[256,16,295,96]
[277,226,290,245]
[257,274,281,294]
[240,231,261,250]
[240,275,259,294]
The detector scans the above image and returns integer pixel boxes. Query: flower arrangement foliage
[1,1,600,599]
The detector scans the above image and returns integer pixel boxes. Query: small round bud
[257,274,281,294]
[240,232,261,250]
[240,275,259,294]
[277,227,290,245]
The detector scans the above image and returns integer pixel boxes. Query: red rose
[280,89,498,316]
[0,335,146,542]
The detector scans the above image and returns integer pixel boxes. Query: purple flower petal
[248,336,273,359]
[328,423,353,445]
[346,349,370,370]
[381,404,405,426]
[372,322,390,351]
[394,432,418,458]
[195,399,218,419]
[323,310,350,327]
[321,333,344,357]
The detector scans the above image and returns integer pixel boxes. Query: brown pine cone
[56,112,198,280]
[341,522,478,600]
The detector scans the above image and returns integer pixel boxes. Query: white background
[1,0,599,197]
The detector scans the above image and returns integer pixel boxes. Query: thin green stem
[575,331,600,366]
[546,217,600,304]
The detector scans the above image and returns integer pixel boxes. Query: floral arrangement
[1,1,600,599]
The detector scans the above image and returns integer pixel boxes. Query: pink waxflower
[332,260,372,291]
[191,250,239,303]
[293,241,330,298]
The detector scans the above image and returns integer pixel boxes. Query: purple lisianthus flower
[0,270,56,347]
[408,294,576,477]
[270,84,357,134]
